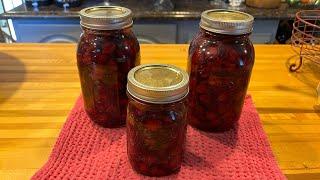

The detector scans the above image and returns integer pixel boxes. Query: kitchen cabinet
[11,18,278,43]
[1,1,312,44]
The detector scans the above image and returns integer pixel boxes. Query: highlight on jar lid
[200,9,254,35]
[127,64,189,104]
[79,6,133,30]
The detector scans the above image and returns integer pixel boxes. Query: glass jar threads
[126,64,189,177]
[77,6,140,127]
[188,10,255,132]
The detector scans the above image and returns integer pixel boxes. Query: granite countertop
[0,0,317,20]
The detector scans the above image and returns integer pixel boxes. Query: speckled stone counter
[0,0,317,20]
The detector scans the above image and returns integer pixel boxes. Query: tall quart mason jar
[188,10,255,132]
[77,6,140,127]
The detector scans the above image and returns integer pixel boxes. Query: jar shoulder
[127,98,188,126]
[77,29,140,65]
[191,31,254,52]
[189,31,255,66]
[77,29,140,54]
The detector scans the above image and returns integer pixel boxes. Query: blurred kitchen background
[0,0,318,44]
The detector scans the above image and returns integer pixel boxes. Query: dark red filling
[188,29,255,132]
[77,27,140,127]
[126,94,187,177]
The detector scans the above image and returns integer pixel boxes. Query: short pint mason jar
[188,10,255,132]
[77,6,140,127]
[126,64,189,177]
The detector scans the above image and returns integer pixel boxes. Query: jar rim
[200,9,254,35]
[79,6,133,30]
[127,64,189,104]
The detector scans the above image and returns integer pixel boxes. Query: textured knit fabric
[32,96,286,180]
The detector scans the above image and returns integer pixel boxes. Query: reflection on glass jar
[126,64,189,177]
[188,10,255,132]
[77,6,140,127]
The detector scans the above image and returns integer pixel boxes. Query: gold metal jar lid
[200,9,254,35]
[79,6,133,30]
[127,64,189,104]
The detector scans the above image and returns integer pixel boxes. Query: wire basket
[290,10,320,72]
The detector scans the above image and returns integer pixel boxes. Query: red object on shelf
[32,95,285,180]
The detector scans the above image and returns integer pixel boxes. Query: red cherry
[196,83,207,94]
[92,66,105,80]
[150,168,166,176]
[138,163,148,173]
[78,52,92,65]
[217,101,231,114]
[217,93,228,102]
[189,77,197,88]
[146,155,157,165]
[191,49,203,66]
[144,138,156,148]
[168,161,179,170]
[102,42,116,56]
[206,112,219,126]
[195,106,206,117]
[119,98,128,108]
[162,115,174,125]
[199,94,211,106]
[219,112,237,130]
[204,46,218,60]
[206,112,217,120]
[144,119,161,131]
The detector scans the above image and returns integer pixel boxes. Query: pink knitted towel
[32,96,286,180]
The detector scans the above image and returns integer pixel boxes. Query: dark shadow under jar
[126,64,189,177]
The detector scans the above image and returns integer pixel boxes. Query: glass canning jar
[126,64,189,177]
[77,6,140,127]
[188,10,255,132]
